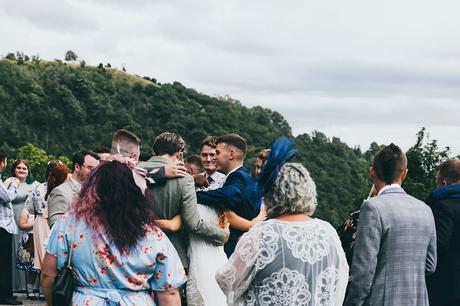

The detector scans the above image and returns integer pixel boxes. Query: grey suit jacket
[47,178,80,228]
[345,186,437,306]
[140,156,226,268]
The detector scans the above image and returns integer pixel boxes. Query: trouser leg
[0,228,13,299]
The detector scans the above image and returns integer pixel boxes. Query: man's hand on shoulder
[165,161,187,178]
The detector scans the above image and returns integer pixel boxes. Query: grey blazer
[345,186,437,306]
[140,156,227,268]
[47,178,80,228]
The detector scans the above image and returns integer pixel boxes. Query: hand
[165,161,188,178]
[253,207,267,223]
[6,177,20,188]
[224,224,230,243]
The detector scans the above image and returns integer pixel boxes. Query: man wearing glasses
[47,150,100,228]
[199,136,225,190]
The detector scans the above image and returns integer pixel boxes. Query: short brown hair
[200,136,218,151]
[438,159,460,183]
[111,129,141,157]
[153,132,186,155]
[216,134,247,156]
[256,149,271,161]
[373,143,407,184]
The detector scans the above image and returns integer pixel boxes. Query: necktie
[207,176,213,185]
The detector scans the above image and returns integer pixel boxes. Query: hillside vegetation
[0,57,452,226]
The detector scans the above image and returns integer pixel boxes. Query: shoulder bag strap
[66,221,77,268]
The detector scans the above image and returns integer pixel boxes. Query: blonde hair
[264,162,317,218]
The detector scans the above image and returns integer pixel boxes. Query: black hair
[373,143,407,184]
[72,150,100,171]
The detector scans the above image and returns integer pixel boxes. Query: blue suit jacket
[196,166,258,257]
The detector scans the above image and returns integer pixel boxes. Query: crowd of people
[0,129,458,306]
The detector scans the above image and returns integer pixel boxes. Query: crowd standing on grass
[0,129,459,306]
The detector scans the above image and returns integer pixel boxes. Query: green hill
[0,57,395,226]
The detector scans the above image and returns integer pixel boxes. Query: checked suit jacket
[345,186,437,306]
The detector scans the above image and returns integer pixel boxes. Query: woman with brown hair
[4,159,39,293]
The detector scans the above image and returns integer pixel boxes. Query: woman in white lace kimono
[216,160,349,306]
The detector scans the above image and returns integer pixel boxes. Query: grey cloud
[1,0,99,33]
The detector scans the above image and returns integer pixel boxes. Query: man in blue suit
[196,134,257,257]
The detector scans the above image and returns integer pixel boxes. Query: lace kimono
[216,218,349,306]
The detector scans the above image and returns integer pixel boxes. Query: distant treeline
[0,55,455,226]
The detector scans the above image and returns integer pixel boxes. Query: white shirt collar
[69,177,81,189]
[222,165,243,184]
[226,165,242,177]
[377,183,401,196]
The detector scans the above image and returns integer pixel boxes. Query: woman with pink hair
[41,160,185,305]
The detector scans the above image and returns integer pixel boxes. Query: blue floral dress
[47,214,187,305]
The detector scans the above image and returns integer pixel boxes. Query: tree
[404,127,451,200]
[64,50,78,61]
[5,53,16,60]
[16,51,27,65]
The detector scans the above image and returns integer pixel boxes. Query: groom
[196,134,257,257]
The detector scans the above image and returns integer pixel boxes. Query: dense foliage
[0,57,456,227]
[0,59,290,156]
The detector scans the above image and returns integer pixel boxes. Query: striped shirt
[0,180,18,234]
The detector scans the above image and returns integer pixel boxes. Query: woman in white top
[216,141,349,306]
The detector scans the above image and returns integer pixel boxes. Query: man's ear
[369,167,375,179]
[129,151,138,161]
[400,169,408,183]
[228,148,235,161]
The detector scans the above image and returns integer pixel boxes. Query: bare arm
[226,207,266,231]
[155,215,182,233]
[156,288,181,306]
[41,252,58,306]
[18,207,33,231]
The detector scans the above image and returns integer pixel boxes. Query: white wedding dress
[187,203,228,306]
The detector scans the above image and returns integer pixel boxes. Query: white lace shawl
[216,218,349,306]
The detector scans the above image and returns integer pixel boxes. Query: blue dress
[47,214,187,305]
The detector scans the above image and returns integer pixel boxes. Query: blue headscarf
[244,136,299,211]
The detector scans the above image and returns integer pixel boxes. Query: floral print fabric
[47,214,186,305]
[216,219,349,306]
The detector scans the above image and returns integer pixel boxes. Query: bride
[156,175,265,306]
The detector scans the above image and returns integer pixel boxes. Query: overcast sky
[1,0,459,154]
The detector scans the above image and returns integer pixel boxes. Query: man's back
[47,179,79,228]
[345,186,436,306]
[426,183,460,305]
[141,156,226,268]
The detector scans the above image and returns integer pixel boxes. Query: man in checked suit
[345,143,437,306]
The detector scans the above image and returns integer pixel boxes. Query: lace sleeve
[215,225,262,305]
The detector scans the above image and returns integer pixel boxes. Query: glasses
[81,164,95,171]
[16,167,28,170]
